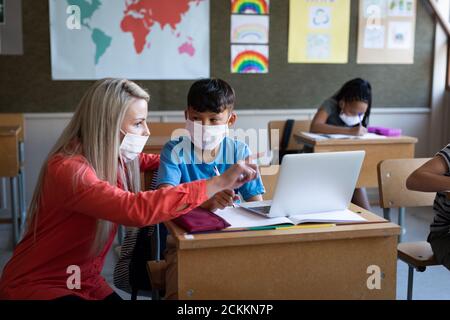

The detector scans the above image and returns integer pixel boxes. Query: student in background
[310,78,372,136]
[406,146,450,271]
[0,78,258,300]
[310,78,372,210]
[157,78,265,299]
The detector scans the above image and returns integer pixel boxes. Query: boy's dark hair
[333,78,372,127]
[187,78,235,113]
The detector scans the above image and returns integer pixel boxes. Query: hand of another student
[349,125,367,136]
[200,189,239,212]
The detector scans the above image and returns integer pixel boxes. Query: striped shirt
[431,145,450,233]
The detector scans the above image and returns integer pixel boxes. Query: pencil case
[368,126,402,137]
[172,207,231,233]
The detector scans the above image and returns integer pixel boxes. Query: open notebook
[301,132,386,140]
[213,206,366,229]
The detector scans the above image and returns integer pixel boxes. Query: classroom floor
[0,205,449,300]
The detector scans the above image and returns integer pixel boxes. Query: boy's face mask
[119,130,149,162]
[185,117,230,150]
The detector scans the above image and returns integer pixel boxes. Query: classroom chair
[114,169,162,300]
[268,119,311,163]
[0,113,26,245]
[377,158,439,300]
[259,165,280,201]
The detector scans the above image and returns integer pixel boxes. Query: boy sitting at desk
[156,78,265,299]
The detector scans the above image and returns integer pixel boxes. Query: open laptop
[239,151,365,218]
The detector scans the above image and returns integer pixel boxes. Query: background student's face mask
[339,112,363,127]
[119,130,149,162]
[185,118,230,150]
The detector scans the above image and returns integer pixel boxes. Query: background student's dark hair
[187,78,235,113]
[333,78,372,127]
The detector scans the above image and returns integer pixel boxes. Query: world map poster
[49,0,210,80]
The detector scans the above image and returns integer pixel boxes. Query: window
[427,0,450,89]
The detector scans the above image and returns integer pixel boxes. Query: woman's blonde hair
[26,78,150,254]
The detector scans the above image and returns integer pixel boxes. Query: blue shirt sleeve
[235,142,265,201]
[156,140,182,187]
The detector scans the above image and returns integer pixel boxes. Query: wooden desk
[294,133,418,188]
[0,126,21,177]
[166,204,400,299]
[143,136,171,155]
[0,125,23,245]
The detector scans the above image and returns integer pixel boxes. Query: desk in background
[0,125,24,245]
[294,133,418,188]
[143,136,171,155]
[165,204,400,299]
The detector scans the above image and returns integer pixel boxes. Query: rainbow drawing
[231,0,270,15]
[231,45,269,73]
[231,15,269,44]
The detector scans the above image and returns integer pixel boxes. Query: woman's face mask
[185,117,231,151]
[119,130,149,162]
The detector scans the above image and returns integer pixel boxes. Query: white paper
[309,6,332,29]
[364,25,385,49]
[388,0,414,17]
[214,206,293,229]
[364,0,388,19]
[289,209,367,224]
[301,132,386,140]
[387,21,413,50]
[231,15,269,44]
[214,207,366,229]
[307,34,331,59]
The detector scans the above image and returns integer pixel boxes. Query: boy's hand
[205,158,259,198]
[200,189,238,212]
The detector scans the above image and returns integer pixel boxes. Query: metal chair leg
[131,288,138,300]
[1,178,7,210]
[10,176,19,246]
[407,265,414,300]
[398,207,406,243]
[383,208,391,221]
[18,169,27,239]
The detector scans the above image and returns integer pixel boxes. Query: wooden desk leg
[9,176,19,246]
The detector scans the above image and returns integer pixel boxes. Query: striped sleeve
[436,144,450,173]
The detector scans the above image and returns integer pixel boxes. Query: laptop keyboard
[251,205,272,215]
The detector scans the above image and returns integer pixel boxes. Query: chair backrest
[268,120,311,151]
[148,122,185,137]
[260,165,280,200]
[0,113,25,142]
[377,158,435,209]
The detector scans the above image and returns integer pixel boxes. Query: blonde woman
[0,78,257,300]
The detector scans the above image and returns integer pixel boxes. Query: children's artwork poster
[231,0,270,15]
[357,0,416,64]
[230,0,270,74]
[288,0,351,64]
[231,45,269,74]
[231,15,269,44]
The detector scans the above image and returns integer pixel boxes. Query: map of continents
[50,0,209,79]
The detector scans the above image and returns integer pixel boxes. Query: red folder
[172,207,230,233]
